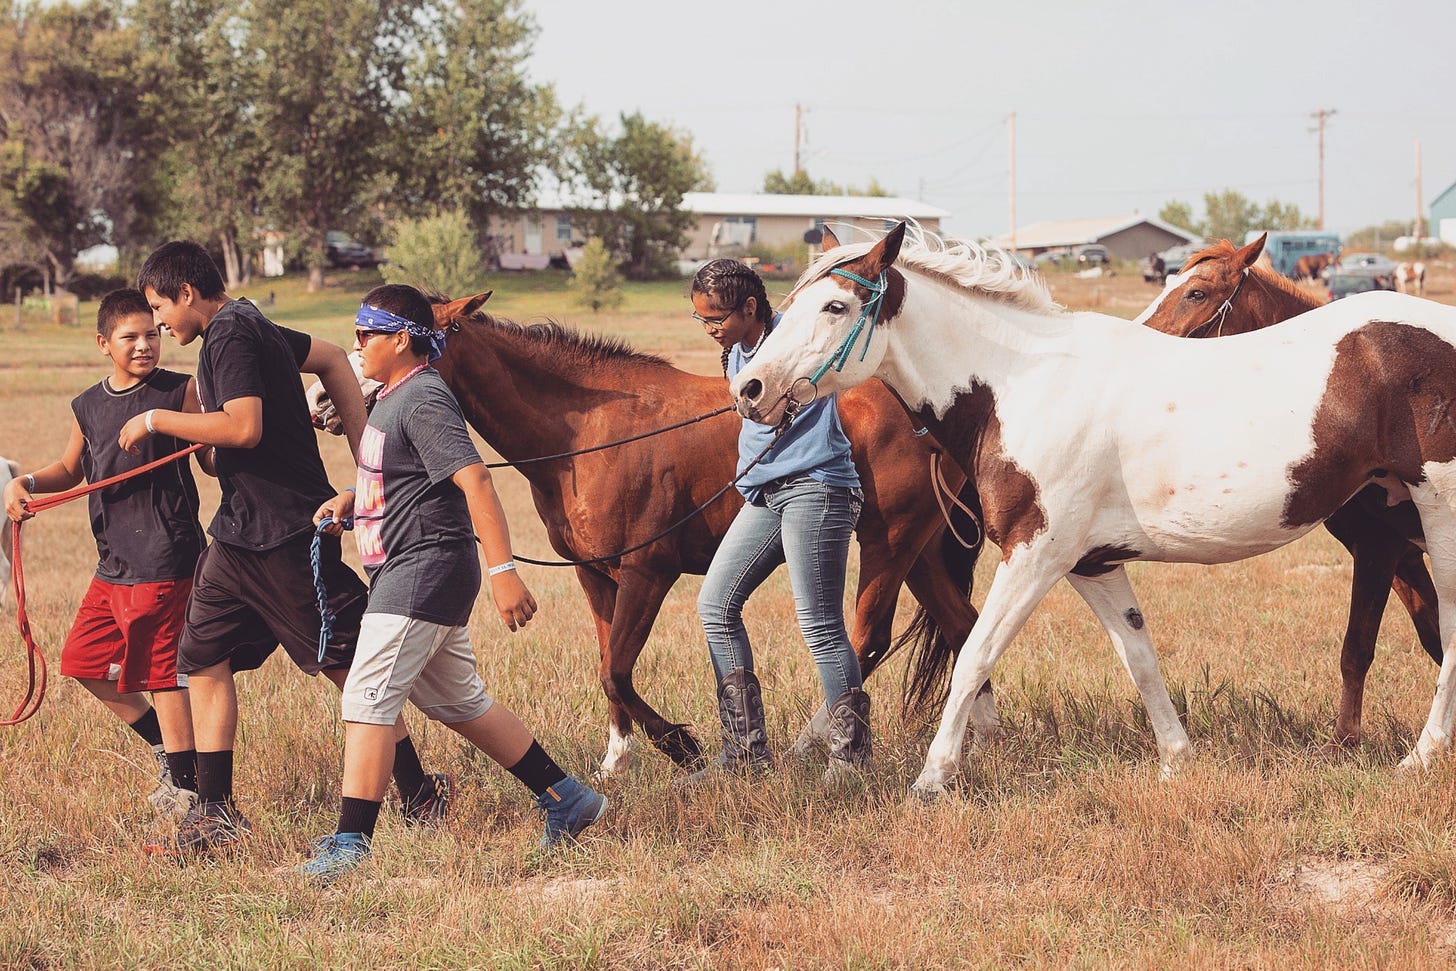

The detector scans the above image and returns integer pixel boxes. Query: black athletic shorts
[177,531,365,676]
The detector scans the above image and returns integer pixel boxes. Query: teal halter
[808,268,888,385]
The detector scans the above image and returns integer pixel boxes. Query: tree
[1344,220,1414,250]
[390,0,558,240]
[568,237,623,313]
[761,168,893,197]
[1258,200,1316,232]
[382,210,487,299]
[1158,201,1197,234]
[0,0,169,287]
[558,111,711,279]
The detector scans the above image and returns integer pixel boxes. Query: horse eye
[1187,289,1206,302]
[825,300,847,314]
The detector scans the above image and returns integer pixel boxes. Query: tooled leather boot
[674,668,773,788]
[822,688,871,787]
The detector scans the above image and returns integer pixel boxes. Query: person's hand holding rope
[312,489,356,537]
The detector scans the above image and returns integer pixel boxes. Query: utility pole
[1310,108,1336,230]
[1415,139,1425,244]
[1008,111,1017,250]
[793,103,803,175]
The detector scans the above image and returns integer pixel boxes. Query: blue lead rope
[312,516,354,663]
[808,268,889,385]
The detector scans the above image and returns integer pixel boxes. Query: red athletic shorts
[60,577,191,694]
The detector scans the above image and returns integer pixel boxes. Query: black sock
[166,749,198,793]
[127,708,164,748]
[392,736,429,801]
[338,797,383,839]
[506,740,567,798]
[195,750,234,806]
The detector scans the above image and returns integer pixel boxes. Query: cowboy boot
[822,688,871,787]
[674,668,772,788]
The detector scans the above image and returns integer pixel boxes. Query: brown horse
[1291,251,1336,282]
[1137,234,1440,746]
[314,293,992,775]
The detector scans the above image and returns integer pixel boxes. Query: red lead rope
[5,443,206,726]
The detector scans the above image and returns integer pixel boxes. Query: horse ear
[1238,233,1267,269]
[821,225,842,251]
[462,290,493,316]
[864,221,907,274]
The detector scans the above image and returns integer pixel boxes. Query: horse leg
[1320,507,1407,748]
[1399,482,1456,769]
[912,555,1060,797]
[1066,568,1191,774]
[592,561,703,770]
[901,547,999,752]
[571,566,636,776]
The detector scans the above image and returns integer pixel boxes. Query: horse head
[733,222,906,425]
[1134,234,1270,338]
[306,290,493,435]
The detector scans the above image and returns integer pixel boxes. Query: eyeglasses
[355,329,391,345]
[690,306,738,331]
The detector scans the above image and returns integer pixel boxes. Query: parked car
[1336,252,1397,276]
[1004,251,1037,273]
[1327,269,1396,301]
[1073,244,1110,265]
[326,231,381,269]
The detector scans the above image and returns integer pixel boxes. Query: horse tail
[899,480,985,718]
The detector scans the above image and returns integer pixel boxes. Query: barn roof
[991,214,1200,250]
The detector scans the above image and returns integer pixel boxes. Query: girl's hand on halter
[312,489,356,537]
[489,571,537,632]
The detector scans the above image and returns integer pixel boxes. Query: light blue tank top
[729,314,860,502]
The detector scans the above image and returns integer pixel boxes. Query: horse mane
[790,222,1060,314]
[431,291,671,370]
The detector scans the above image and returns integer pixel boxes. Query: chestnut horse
[1291,251,1336,282]
[312,294,992,775]
[733,223,1456,795]
[1135,234,1440,747]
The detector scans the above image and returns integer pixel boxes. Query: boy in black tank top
[3,289,210,822]
[127,241,445,856]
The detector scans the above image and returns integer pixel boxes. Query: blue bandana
[356,303,447,362]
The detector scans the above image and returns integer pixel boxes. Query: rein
[482,404,735,469]
[512,400,797,569]
[1184,267,1249,340]
[6,443,206,726]
[808,268,888,385]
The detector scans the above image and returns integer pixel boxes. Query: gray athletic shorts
[340,613,493,726]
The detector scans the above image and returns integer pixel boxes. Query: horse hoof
[908,779,948,803]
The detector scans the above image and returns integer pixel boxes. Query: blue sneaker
[298,832,371,883]
[534,776,607,852]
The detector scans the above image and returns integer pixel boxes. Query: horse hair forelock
[791,222,1059,314]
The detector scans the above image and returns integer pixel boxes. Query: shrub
[569,237,624,313]
[382,210,487,299]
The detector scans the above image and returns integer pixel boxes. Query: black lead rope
[483,404,735,469]
[512,400,796,569]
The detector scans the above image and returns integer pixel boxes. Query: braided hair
[691,259,772,377]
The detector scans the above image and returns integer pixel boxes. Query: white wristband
[487,560,517,577]
[24,473,36,492]
[144,409,156,435]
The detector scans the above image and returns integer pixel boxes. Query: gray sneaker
[146,746,197,820]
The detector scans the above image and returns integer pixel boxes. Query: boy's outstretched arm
[452,462,538,632]
[299,338,367,461]
[117,395,261,454]
[3,419,85,521]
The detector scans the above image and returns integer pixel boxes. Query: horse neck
[1236,267,1325,331]
[434,322,609,462]
[880,278,1073,424]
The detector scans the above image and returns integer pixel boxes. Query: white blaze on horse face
[1130,270,1188,326]
[731,275,885,423]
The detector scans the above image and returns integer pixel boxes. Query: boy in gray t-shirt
[299,284,607,882]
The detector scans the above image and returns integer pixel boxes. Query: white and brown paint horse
[1396,262,1427,297]
[733,222,1456,795]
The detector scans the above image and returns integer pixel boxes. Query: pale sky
[523,0,1456,240]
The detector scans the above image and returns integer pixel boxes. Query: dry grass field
[3,261,1456,969]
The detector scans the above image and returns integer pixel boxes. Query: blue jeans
[697,475,865,705]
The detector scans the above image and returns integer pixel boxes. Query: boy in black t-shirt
[124,241,445,854]
[299,284,606,882]
[3,289,208,819]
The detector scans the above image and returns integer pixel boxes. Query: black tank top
[71,368,205,583]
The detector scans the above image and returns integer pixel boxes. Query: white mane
[789,223,1059,315]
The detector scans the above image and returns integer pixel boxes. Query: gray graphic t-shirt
[354,368,483,626]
